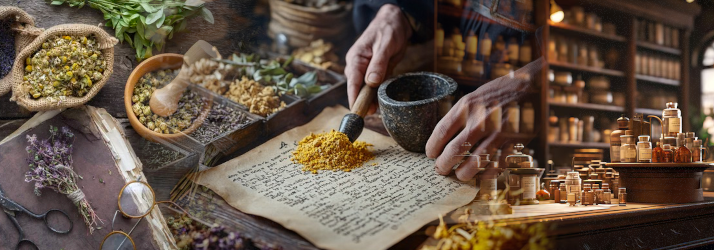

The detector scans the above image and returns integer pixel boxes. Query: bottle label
[639,148,652,160]
[669,118,681,133]
[626,149,637,160]
[611,146,621,162]
[522,176,537,199]
[479,178,497,198]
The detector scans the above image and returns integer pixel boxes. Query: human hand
[425,58,543,181]
[345,4,412,113]
[425,91,491,181]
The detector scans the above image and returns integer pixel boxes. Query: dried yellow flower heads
[227,76,286,117]
[291,130,374,174]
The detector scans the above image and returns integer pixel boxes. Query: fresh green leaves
[48,0,214,61]
[220,54,327,98]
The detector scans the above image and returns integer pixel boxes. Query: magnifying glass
[100,181,188,250]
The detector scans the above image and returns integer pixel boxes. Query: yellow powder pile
[291,130,374,174]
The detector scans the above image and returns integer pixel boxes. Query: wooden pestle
[150,40,217,117]
[338,84,377,142]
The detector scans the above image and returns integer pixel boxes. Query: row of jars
[437,26,533,65]
[636,18,680,49]
[610,103,708,163]
[548,113,604,143]
[558,6,619,36]
[617,132,706,163]
[635,52,681,80]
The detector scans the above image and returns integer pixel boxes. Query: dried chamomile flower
[22,35,105,99]
[131,69,207,134]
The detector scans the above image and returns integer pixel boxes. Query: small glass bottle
[582,184,594,206]
[675,133,692,163]
[569,117,579,143]
[652,139,665,162]
[551,180,561,201]
[466,30,478,60]
[663,144,674,162]
[662,102,682,137]
[595,189,604,205]
[693,139,703,162]
[685,137,694,153]
[637,135,652,163]
[618,188,627,206]
[566,171,582,202]
[504,102,520,133]
[559,183,567,204]
[620,131,637,163]
[481,33,492,59]
[610,116,630,163]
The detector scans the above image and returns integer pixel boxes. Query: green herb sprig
[221,54,326,98]
[48,0,214,60]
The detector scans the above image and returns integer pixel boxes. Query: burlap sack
[0,6,43,96]
[10,24,118,111]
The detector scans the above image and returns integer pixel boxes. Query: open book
[0,106,174,249]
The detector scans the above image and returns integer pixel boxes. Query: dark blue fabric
[352,0,434,42]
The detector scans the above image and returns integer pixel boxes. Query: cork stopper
[686,132,696,138]
[694,139,702,147]
[638,135,650,142]
[617,115,630,129]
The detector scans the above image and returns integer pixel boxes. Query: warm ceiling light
[687,0,694,3]
[550,0,564,23]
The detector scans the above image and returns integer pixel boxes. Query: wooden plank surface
[0,0,264,118]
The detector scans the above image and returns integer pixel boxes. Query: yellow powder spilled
[291,130,374,174]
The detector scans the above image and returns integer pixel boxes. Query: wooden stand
[606,163,714,203]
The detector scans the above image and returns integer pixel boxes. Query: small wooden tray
[606,162,714,203]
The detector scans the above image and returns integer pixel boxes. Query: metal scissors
[0,183,72,250]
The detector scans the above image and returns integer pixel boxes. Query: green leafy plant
[49,0,214,60]
[220,53,326,98]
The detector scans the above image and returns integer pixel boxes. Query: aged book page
[196,106,477,250]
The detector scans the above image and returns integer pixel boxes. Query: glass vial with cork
[675,133,692,163]
[693,139,703,162]
[618,188,627,206]
[620,131,637,163]
[610,115,629,163]
[637,135,652,163]
[663,144,674,162]
[559,183,567,204]
[581,184,594,206]
[662,102,682,137]
[652,139,665,162]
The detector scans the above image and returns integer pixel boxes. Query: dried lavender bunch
[0,19,15,78]
[169,215,246,250]
[189,103,250,144]
[24,126,103,234]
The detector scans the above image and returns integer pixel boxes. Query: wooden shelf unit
[550,102,626,113]
[536,0,698,167]
[548,61,625,77]
[548,20,627,42]
[549,141,611,149]
[635,74,681,87]
[637,41,682,56]
[437,0,698,169]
